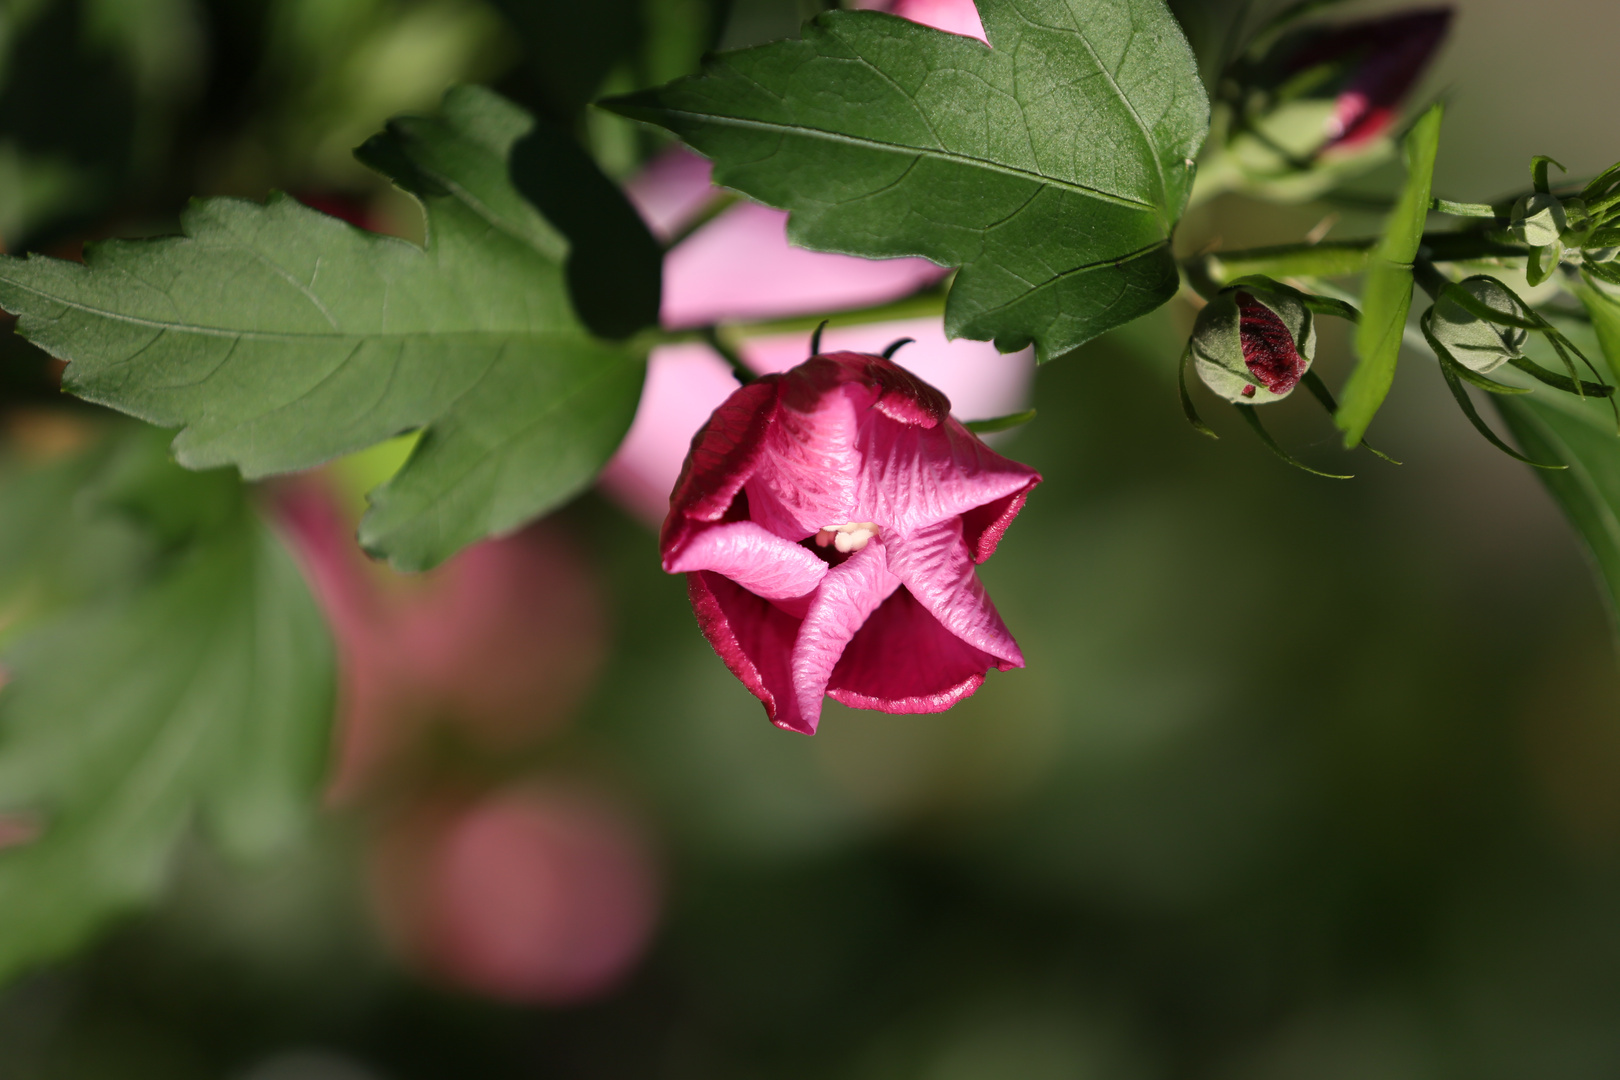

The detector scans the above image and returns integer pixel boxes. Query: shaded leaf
[1497,391,1620,625]
[605,0,1209,361]
[0,85,647,571]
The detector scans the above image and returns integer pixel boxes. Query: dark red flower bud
[1191,285,1316,404]
[1276,8,1452,150]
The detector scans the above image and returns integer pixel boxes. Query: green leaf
[0,85,648,571]
[0,426,333,983]
[1576,281,1620,383]
[1497,391,1620,624]
[1335,103,1443,448]
[604,0,1209,362]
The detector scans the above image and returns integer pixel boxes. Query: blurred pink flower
[662,351,1039,734]
[603,0,1030,527]
[660,201,946,328]
[276,484,607,801]
[368,786,659,1004]
[1282,8,1452,150]
[855,0,986,42]
[0,815,38,850]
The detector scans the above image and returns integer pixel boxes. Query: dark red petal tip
[782,351,952,428]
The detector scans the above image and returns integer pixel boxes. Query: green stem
[1197,231,1526,283]
[701,326,756,384]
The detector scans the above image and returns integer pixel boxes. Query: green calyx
[1427,276,1529,374]
[1190,281,1316,405]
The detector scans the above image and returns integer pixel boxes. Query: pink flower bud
[660,351,1039,735]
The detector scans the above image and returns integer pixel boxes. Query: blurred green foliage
[5,308,1620,1077]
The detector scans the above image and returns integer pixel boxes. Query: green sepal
[1301,371,1401,463]
[1423,313,1565,469]
[1431,197,1498,219]
[1445,362,1533,395]
[1525,242,1562,287]
[1178,344,1219,441]
[1506,355,1616,398]
[1582,160,1620,203]
[963,409,1037,435]
[1531,155,1567,194]
[1235,404,1352,479]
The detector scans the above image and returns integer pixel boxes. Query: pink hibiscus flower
[661,351,1040,735]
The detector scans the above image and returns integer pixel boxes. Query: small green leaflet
[0,86,650,572]
[0,426,332,983]
[605,0,1208,362]
[1336,102,1443,448]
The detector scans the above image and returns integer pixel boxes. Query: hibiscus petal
[687,570,803,732]
[857,415,1041,537]
[662,377,781,553]
[744,381,864,541]
[959,476,1039,563]
[827,586,998,713]
[789,540,902,733]
[883,518,1023,668]
[664,520,827,602]
[600,343,743,526]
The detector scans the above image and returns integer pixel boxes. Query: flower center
[814,521,880,554]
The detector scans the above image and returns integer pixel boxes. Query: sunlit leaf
[605,0,1209,362]
[0,86,648,571]
[1336,102,1443,447]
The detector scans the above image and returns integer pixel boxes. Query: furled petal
[883,518,1023,668]
[856,415,1041,537]
[663,520,827,604]
[743,379,865,541]
[660,376,781,554]
[687,570,803,731]
[661,202,946,328]
[959,478,1039,563]
[599,322,1037,530]
[599,343,742,526]
[827,586,999,712]
[788,539,902,733]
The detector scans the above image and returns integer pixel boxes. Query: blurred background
[3,0,1620,1076]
